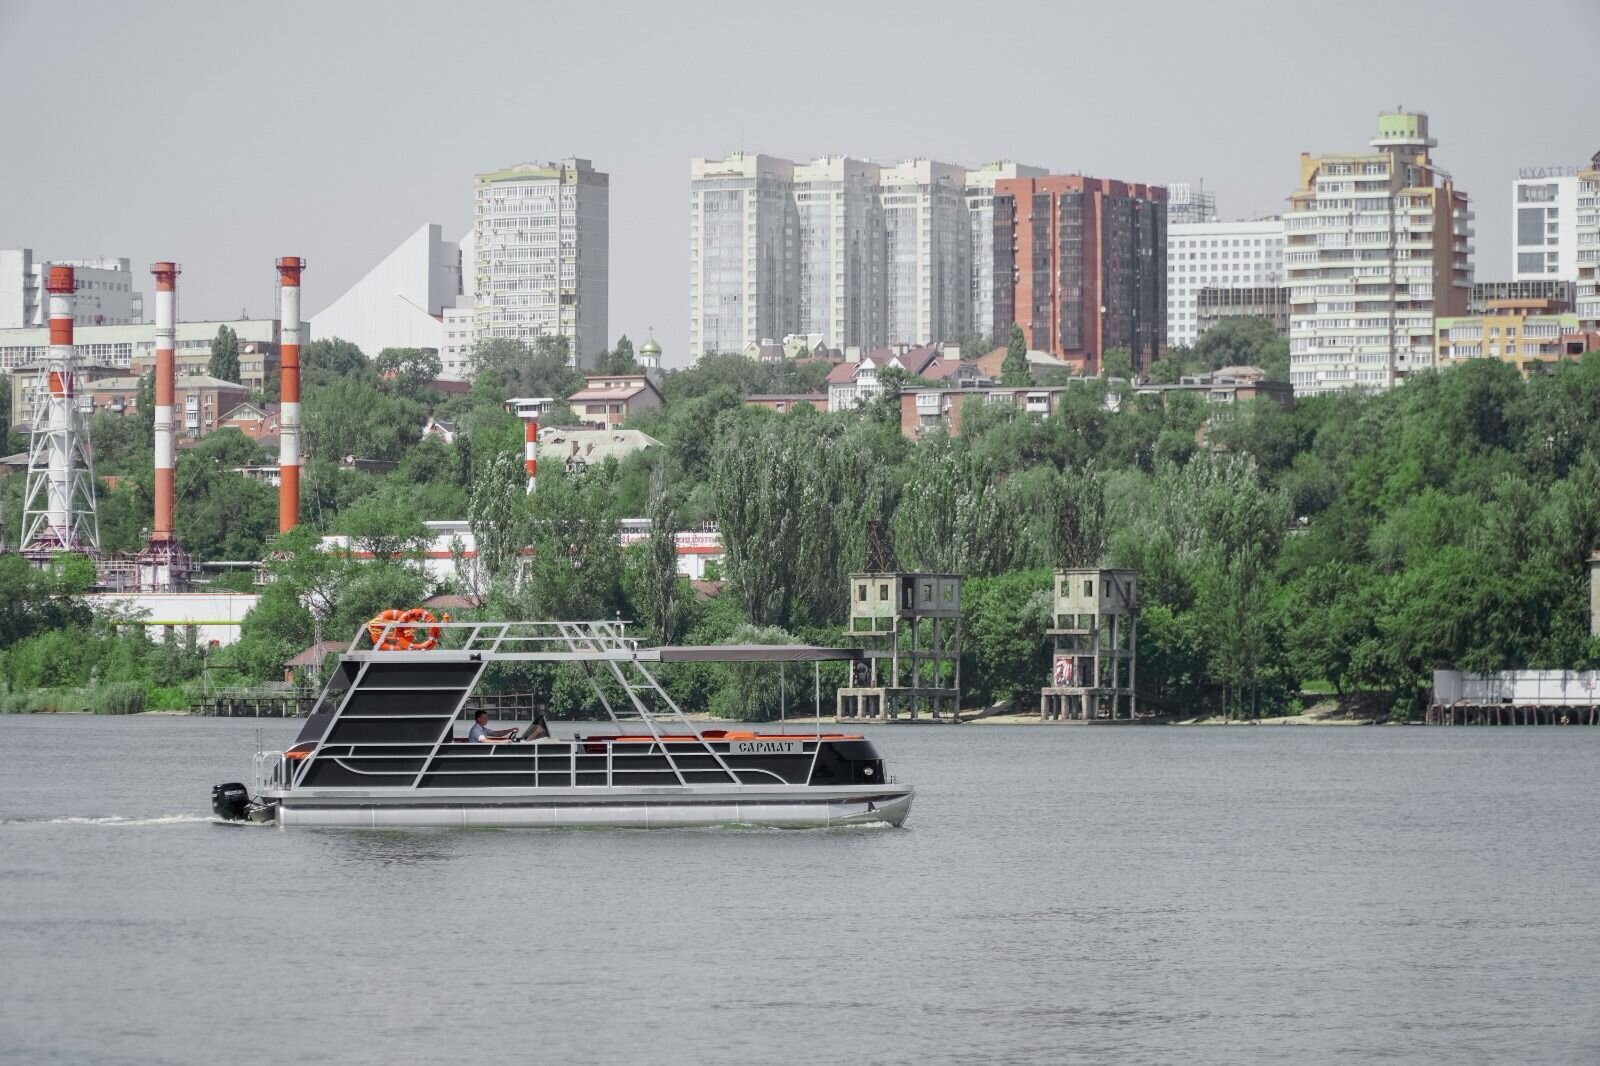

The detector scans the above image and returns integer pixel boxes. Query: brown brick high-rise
[994,176,1166,375]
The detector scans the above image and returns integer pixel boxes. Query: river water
[1,714,1596,1065]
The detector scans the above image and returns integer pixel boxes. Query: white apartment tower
[688,153,798,358]
[1578,157,1600,330]
[473,158,609,368]
[879,160,970,347]
[965,161,1046,345]
[1286,112,1473,395]
[794,156,884,351]
[1167,218,1285,347]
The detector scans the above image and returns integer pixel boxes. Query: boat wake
[0,814,215,827]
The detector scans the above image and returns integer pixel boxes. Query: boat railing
[319,735,812,789]
[354,619,642,660]
[253,750,290,795]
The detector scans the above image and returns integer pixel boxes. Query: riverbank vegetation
[1,331,1597,719]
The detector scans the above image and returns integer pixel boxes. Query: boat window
[922,582,932,603]
[880,583,890,601]
[1084,580,1094,597]
[857,583,867,602]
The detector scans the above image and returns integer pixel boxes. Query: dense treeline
[1,326,1597,718]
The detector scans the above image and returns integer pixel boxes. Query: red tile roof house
[566,374,664,429]
[826,345,982,411]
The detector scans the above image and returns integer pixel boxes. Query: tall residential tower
[1285,112,1473,395]
[993,175,1168,375]
[473,158,609,367]
[964,161,1047,346]
[688,153,798,359]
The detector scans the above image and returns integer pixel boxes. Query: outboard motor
[212,782,251,822]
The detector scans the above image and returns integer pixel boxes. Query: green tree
[1100,347,1133,380]
[595,335,639,375]
[634,464,688,643]
[375,347,443,400]
[467,449,532,580]
[1001,324,1030,386]
[208,325,241,382]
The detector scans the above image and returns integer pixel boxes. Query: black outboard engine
[212,782,251,822]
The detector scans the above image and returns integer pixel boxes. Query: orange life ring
[367,608,446,651]
[403,608,443,651]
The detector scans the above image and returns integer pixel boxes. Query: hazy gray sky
[2,0,1596,366]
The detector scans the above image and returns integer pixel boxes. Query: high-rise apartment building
[0,249,143,329]
[965,162,1047,345]
[689,154,1000,355]
[993,175,1167,374]
[473,158,609,367]
[880,160,970,346]
[1578,157,1600,330]
[794,156,883,351]
[1167,218,1284,346]
[688,153,798,360]
[1285,112,1473,395]
[1512,174,1582,282]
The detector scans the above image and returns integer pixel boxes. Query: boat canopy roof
[655,644,861,663]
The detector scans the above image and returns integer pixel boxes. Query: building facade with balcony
[1168,218,1284,346]
[1578,156,1600,331]
[1436,298,1580,376]
[1286,111,1473,395]
[473,158,609,367]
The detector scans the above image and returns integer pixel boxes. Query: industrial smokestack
[43,267,76,540]
[524,418,538,494]
[20,265,99,553]
[151,262,179,543]
[276,256,305,533]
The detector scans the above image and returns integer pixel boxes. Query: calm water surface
[1,715,1596,1065]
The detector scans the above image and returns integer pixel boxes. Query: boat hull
[267,784,913,829]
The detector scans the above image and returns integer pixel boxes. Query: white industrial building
[1167,218,1285,347]
[308,223,464,369]
[0,317,288,391]
[474,158,609,368]
[0,249,143,329]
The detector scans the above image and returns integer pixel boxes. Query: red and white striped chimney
[150,262,179,544]
[276,256,304,533]
[43,265,76,538]
[524,418,538,494]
